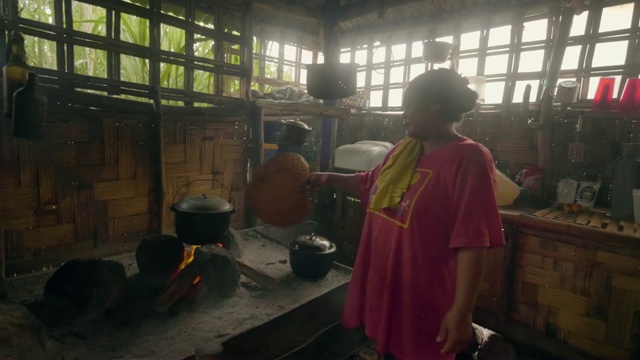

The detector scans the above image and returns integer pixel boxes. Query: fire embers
[144,235,241,314]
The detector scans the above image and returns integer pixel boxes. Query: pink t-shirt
[341,136,504,360]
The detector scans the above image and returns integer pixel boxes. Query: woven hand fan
[248,152,311,227]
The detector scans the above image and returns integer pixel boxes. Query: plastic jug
[611,144,640,220]
[495,169,520,206]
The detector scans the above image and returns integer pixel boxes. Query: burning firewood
[150,262,200,313]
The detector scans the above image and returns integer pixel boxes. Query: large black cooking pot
[171,194,235,245]
[306,63,358,100]
[289,233,336,280]
[279,119,312,145]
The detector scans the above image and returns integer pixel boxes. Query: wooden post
[319,0,340,173]
[0,211,5,278]
[152,87,166,233]
[241,0,254,102]
[537,6,574,203]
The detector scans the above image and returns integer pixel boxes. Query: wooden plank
[61,164,119,184]
[118,123,136,180]
[94,180,137,200]
[522,267,562,288]
[185,122,199,163]
[164,144,186,163]
[76,143,105,165]
[556,309,607,341]
[74,188,95,243]
[48,122,92,143]
[201,128,215,175]
[22,224,75,250]
[0,187,39,220]
[52,143,77,165]
[103,119,118,165]
[564,330,630,360]
[35,142,57,206]
[606,219,618,232]
[165,162,201,178]
[106,196,149,218]
[596,251,640,274]
[3,216,39,231]
[620,221,635,236]
[135,164,150,197]
[18,140,37,187]
[606,287,639,349]
[537,286,589,315]
[612,273,640,292]
[0,167,19,189]
[117,213,156,235]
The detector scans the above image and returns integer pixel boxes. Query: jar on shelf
[12,72,47,139]
[3,30,29,119]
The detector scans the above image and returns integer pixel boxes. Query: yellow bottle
[3,30,29,119]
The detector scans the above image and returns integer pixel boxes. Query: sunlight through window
[484,82,505,104]
[460,31,481,51]
[389,88,403,107]
[519,50,544,72]
[561,46,581,70]
[458,58,478,76]
[522,19,547,42]
[592,41,628,67]
[488,25,511,47]
[485,54,509,75]
[600,3,634,33]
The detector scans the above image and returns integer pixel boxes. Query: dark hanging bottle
[12,71,47,139]
[3,30,29,119]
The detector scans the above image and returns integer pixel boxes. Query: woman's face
[401,86,441,139]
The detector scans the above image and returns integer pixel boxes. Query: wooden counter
[475,208,640,359]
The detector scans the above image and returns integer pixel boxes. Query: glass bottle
[3,30,29,119]
[12,72,47,139]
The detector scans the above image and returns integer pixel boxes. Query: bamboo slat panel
[1,89,251,275]
[530,207,640,237]
[510,226,640,359]
[162,117,250,235]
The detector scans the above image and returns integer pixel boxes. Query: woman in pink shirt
[308,68,504,360]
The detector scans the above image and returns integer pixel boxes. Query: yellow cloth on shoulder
[369,137,422,210]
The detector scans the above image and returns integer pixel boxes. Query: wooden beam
[254,0,322,22]
[336,0,425,23]
[337,0,559,42]
[253,100,357,119]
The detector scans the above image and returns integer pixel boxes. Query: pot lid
[173,194,233,213]
[281,119,312,131]
[291,234,334,252]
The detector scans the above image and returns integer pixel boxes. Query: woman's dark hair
[407,68,479,123]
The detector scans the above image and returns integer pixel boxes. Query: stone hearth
[3,226,352,360]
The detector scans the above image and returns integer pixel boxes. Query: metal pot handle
[171,179,234,206]
[296,220,321,239]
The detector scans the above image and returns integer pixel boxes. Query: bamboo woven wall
[161,107,251,234]
[0,91,251,276]
[511,227,640,359]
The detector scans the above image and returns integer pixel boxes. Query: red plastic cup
[592,77,615,111]
[619,78,640,113]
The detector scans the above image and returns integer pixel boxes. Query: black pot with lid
[171,193,235,245]
[289,226,336,279]
[279,119,312,145]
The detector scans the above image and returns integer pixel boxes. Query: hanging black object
[306,63,358,100]
[12,72,47,139]
[3,30,29,119]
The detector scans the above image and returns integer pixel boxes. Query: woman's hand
[436,308,473,355]
[306,172,332,191]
